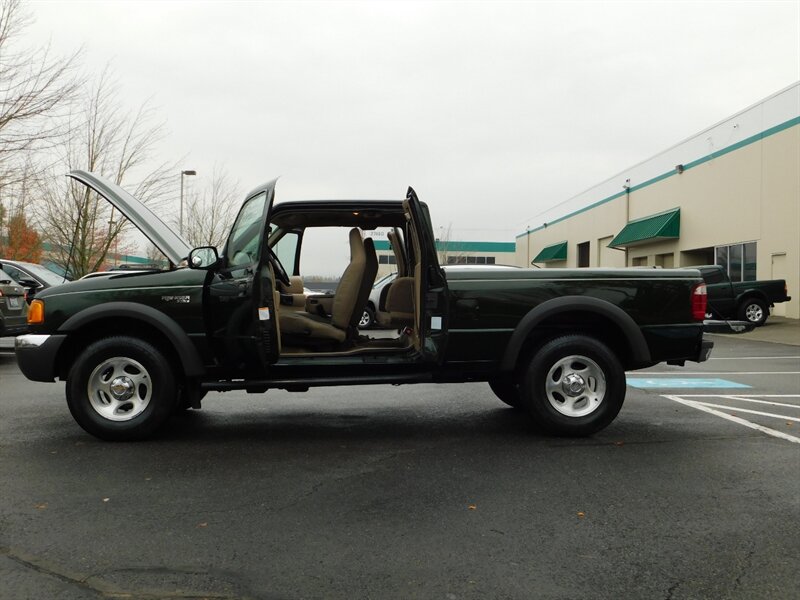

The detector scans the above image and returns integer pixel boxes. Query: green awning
[532,241,567,263]
[608,208,680,249]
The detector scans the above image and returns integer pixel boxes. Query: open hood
[68,170,192,266]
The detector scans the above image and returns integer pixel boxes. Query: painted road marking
[709,356,800,360]
[640,371,800,375]
[627,378,750,389]
[714,395,800,409]
[685,402,800,422]
[664,395,800,445]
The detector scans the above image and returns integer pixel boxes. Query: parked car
[690,265,791,326]
[17,169,716,441]
[363,265,521,329]
[0,267,28,337]
[359,272,397,329]
[0,259,69,303]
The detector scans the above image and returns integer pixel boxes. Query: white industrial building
[516,83,799,319]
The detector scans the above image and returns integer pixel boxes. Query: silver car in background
[0,267,28,337]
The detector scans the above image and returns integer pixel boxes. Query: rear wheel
[66,336,179,441]
[738,298,768,326]
[520,335,625,436]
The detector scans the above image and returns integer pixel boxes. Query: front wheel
[66,336,179,441]
[738,298,768,326]
[520,335,626,436]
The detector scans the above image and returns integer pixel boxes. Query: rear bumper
[703,319,756,334]
[15,334,66,382]
[696,339,714,363]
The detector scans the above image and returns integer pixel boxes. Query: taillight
[692,283,707,321]
[28,299,45,325]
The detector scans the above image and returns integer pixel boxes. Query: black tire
[738,297,768,326]
[359,306,375,330]
[488,377,523,409]
[66,336,179,441]
[520,335,626,437]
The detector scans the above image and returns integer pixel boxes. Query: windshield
[373,272,396,289]
[17,262,68,286]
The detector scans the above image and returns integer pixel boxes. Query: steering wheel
[266,247,291,286]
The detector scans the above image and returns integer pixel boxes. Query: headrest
[348,228,364,260]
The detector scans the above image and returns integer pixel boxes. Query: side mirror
[188,246,219,269]
[18,278,38,288]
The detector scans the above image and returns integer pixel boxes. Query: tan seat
[381,276,414,326]
[354,237,378,327]
[376,229,414,328]
[280,228,373,345]
[277,276,308,312]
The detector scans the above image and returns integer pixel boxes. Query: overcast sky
[27,0,800,248]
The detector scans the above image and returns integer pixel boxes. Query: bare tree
[144,243,167,266]
[182,165,240,249]
[0,0,80,187]
[35,68,177,277]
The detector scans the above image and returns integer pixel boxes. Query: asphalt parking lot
[0,330,798,599]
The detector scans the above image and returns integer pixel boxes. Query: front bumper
[15,334,67,382]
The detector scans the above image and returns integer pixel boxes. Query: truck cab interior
[266,200,423,356]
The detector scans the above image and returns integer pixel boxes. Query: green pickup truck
[693,265,791,326]
[16,171,715,441]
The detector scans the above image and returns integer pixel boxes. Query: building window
[378,255,397,265]
[446,255,497,265]
[577,241,590,268]
[743,242,757,281]
[715,242,757,282]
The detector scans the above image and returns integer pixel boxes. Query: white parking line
[641,371,800,375]
[716,396,800,409]
[664,395,800,445]
[709,356,800,360]
[665,394,800,398]
[687,401,800,422]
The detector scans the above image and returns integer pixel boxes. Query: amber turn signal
[28,299,44,324]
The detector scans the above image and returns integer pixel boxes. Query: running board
[200,372,432,392]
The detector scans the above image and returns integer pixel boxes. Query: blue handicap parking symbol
[625,377,751,389]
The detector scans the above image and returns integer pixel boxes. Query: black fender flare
[500,296,651,371]
[735,290,770,308]
[58,301,205,376]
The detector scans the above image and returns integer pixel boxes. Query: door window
[1,265,23,283]
[273,231,300,275]
[226,192,268,267]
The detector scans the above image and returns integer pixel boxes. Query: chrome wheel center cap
[562,373,586,397]
[109,377,134,401]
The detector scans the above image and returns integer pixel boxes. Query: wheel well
[55,317,184,381]
[513,311,635,375]
[738,293,768,307]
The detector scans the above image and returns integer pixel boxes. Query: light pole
[179,169,196,236]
